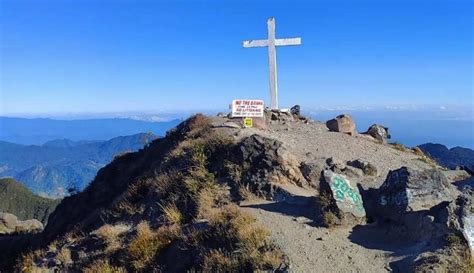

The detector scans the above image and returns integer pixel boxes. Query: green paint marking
[330,175,365,212]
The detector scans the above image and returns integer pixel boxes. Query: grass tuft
[83,259,127,273]
[127,221,180,271]
[159,202,183,225]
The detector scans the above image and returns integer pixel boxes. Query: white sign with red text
[231,99,265,117]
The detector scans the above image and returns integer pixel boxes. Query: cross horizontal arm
[242,37,301,48]
[275,37,301,46]
[243,39,268,48]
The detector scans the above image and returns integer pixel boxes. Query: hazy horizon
[1,106,473,149]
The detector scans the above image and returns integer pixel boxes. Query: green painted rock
[323,170,366,218]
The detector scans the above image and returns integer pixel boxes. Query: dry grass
[318,192,333,208]
[83,259,127,273]
[159,202,182,225]
[238,185,258,201]
[150,171,177,195]
[208,206,284,270]
[127,221,180,271]
[108,199,141,219]
[318,192,339,227]
[56,247,72,266]
[187,114,212,138]
[17,252,37,273]
[415,155,438,169]
[390,142,408,152]
[322,211,338,227]
[197,186,228,219]
[412,147,425,156]
[202,250,240,272]
[17,250,45,273]
[93,223,131,252]
[411,147,439,168]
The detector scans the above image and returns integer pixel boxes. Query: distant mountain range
[0,133,159,198]
[418,143,474,171]
[0,117,181,145]
[0,178,60,224]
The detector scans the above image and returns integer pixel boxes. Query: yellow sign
[244,118,253,128]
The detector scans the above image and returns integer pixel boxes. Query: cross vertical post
[243,18,301,110]
[267,18,278,109]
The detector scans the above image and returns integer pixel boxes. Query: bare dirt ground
[237,118,431,189]
[241,197,434,273]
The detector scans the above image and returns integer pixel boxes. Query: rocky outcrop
[363,124,390,143]
[366,167,457,240]
[410,189,474,272]
[446,188,474,256]
[232,134,307,198]
[375,167,454,219]
[265,109,295,123]
[320,171,366,226]
[325,114,356,135]
[0,212,43,234]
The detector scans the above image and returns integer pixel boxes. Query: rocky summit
[0,112,472,273]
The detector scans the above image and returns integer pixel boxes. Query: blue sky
[0,0,472,115]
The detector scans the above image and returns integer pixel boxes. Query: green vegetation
[0,178,60,224]
[446,233,463,247]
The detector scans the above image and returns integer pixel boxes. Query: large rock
[376,167,455,220]
[0,212,18,230]
[325,114,356,135]
[363,124,390,143]
[299,161,325,189]
[0,212,43,234]
[320,171,366,226]
[411,189,474,271]
[446,188,474,257]
[232,135,308,198]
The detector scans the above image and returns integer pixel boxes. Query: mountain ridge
[418,142,474,171]
[0,132,159,197]
[0,178,60,224]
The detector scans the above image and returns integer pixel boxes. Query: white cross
[243,17,301,110]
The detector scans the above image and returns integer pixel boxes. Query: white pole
[267,17,278,109]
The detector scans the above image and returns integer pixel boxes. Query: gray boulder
[364,124,390,143]
[232,135,307,198]
[0,212,18,231]
[290,105,301,116]
[374,167,455,222]
[326,114,356,135]
[0,212,43,234]
[445,188,474,256]
[299,161,325,189]
[411,189,474,271]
